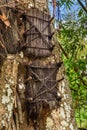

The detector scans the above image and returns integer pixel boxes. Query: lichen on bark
[0,55,19,129]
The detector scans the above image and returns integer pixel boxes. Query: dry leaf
[0,12,11,27]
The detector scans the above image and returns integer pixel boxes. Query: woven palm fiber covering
[24,62,63,120]
[23,8,54,58]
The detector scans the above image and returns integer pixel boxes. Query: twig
[57,41,69,59]
[77,0,87,13]
[56,40,87,86]
[26,16,52,49]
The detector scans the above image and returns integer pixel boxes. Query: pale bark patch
[0,55,19,129]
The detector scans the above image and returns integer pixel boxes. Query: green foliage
[61,42,87,128]
[57,0,74,9]
[56,0,87,128]
[76,108,87,128]
[59,15,87,58]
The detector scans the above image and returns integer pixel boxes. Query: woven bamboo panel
[25,62,63,103]
[23,8,53,58]
[24,62,63,120]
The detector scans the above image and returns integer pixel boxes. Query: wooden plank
[29,62,63,69]
[26,8,50,22]
[23,8,54,57]
[26,16,52,49]
[25,63,62,103]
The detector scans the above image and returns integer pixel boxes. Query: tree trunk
[0,0,78,130]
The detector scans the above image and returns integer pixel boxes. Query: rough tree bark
[0,0,78,130]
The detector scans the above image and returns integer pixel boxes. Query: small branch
[56,40,87,86]
[74,67,86,86]
[57,41,69,59]
[77,0,87,13]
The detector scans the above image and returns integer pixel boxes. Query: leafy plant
[54,0,87,128]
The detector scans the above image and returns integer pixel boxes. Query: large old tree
[0,0,78,130]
